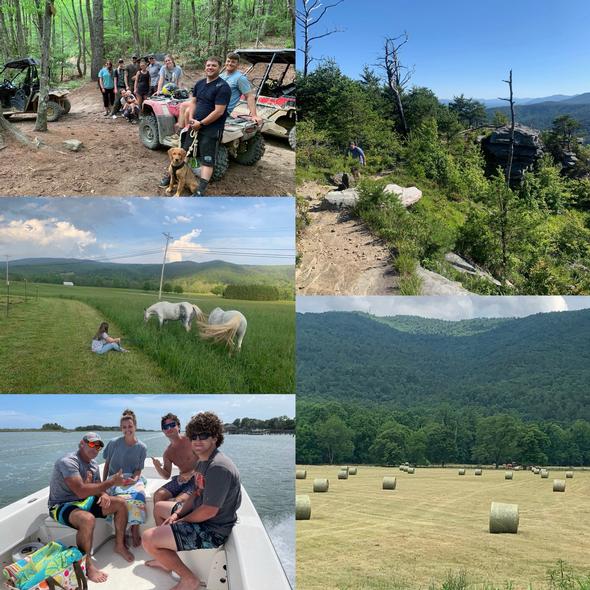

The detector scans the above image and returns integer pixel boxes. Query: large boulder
[383,184,423,207]
[481,124,543,182]
[323,188,359,209]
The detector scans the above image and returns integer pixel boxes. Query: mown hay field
[0,282,294,393]
[296,465,590,590]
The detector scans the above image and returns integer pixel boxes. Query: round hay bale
[566,471,574,479]
[532,468,539,474]
[296,495,311,520]
[338,470,348,480]
[458,468,466,475]
[399,465,406,472]
[505,471,513,480]
[489,502,519,534]
[407,467,415,474]
[349,467,358,475]
[383,477,396,490]
[296,469,307,479]
[475,469,482,476]
[340,466,349,473]
[541,470,549,479]
[313,478,329,492]
[553,479,566,492]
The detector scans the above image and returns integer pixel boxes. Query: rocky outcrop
[481,124,543,182]
[444,252,502,286]
[383,184,423,207]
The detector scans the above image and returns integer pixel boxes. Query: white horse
[197,307,247,353]
[144,301,206,332]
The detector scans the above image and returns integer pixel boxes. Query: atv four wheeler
[230,49,296,149]
[0,58,71,122]
[139,91,265,182]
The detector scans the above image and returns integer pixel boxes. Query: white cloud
[297,296,589,320]
[168,228,208,262]
[0,217,96,256]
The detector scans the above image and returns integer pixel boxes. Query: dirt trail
[0,75,294,197]
[296,182,400,295]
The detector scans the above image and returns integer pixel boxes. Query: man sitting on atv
[160,56,231,196]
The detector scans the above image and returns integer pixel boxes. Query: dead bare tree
[377,33,413,135]
[499,69,516,186]
[296,0,344,77]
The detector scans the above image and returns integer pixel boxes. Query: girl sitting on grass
[91,322,129,354]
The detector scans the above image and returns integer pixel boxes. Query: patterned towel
[109,475,147,526]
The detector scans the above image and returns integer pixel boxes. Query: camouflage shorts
[170,521,226,551]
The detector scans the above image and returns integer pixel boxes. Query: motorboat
[0,460,292,589]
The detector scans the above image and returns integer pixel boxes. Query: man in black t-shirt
[111,59,129,116]
[159,56,230,196]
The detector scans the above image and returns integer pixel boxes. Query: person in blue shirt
[220,53,261,124]
[97,60,115,116]
[348,141,366,166]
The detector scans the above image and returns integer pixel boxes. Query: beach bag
[2,541,87,590]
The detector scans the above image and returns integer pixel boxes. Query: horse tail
[198,314,241,348]
[192,304,207,323]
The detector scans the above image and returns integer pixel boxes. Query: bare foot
[169,575,201,590]
[87,564,109,583]
[146,559,171,572]
[115,544,134,562]
[131,525,142,547]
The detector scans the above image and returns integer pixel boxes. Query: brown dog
[166,147,199,196]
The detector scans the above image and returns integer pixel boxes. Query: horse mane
[197,314,241,348]
[191,304,207,323]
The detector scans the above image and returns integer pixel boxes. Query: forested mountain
[297,310,590,422]
[488,97,590,140]
[10,258,293,291]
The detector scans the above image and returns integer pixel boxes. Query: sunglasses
[86,440,104,449]
[162,422,177,431]
[190,432,211,441]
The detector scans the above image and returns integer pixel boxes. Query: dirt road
[296,182,400,295]
[0,79,294,197]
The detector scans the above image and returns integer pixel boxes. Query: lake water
[0,431,295,586]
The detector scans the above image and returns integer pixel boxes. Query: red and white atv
[139,93,265,181]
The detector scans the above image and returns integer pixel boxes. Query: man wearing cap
[126,55,140,87]
[143,412,241,590]
[48,433,133,583]
[151,413,197,525]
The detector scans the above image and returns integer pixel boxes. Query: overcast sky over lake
[0,394,295,429]
[296,296,590,320]
[299,0,590,98]
[0,197,294,266]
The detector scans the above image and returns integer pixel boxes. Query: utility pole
[158,233,173,301]
[4,255,8,317]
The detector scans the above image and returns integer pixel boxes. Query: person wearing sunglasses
[143,412,241,589]
[150,413,198,525]
[48,433,133,584]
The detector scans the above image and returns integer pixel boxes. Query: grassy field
[296,465,590,590]
[0,282,295,393]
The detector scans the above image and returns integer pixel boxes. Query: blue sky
[0,395,295,429]
[0,197,294,266]
[297,0,590,98]
[297,296,590,320]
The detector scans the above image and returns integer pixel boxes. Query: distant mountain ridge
[297,309,590,422]
[9,257,293,288]
[440,94,580,108]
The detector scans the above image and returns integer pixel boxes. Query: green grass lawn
[0,298,180,393]
[297,465,590,590]
[0,283,295,393]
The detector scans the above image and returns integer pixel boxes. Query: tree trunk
[222,0,232,57]
[87,0,103,80]
[35,0,54,132]
[79,0,86,76]
[165,0,173,48]
[14,0,27,55]
[190,0,197,34]
[172,0,180,43]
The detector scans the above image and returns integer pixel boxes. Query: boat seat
[39,514,113,554]
[178,545,227,590]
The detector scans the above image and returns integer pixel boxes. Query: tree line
[297,401,590,468]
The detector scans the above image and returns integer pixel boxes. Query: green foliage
[521,155,571,212]
[448,95,487,127]
[173,284,183,294]
[315,415,354,464]
[41,422,65,431]
[223,284,280,301]
[547,560,590,590]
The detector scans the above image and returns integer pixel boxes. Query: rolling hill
[9,258,294,291]
[297,309,590,422]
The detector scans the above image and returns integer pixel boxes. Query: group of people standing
[97,54,182,121]
[48,410,240,589]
